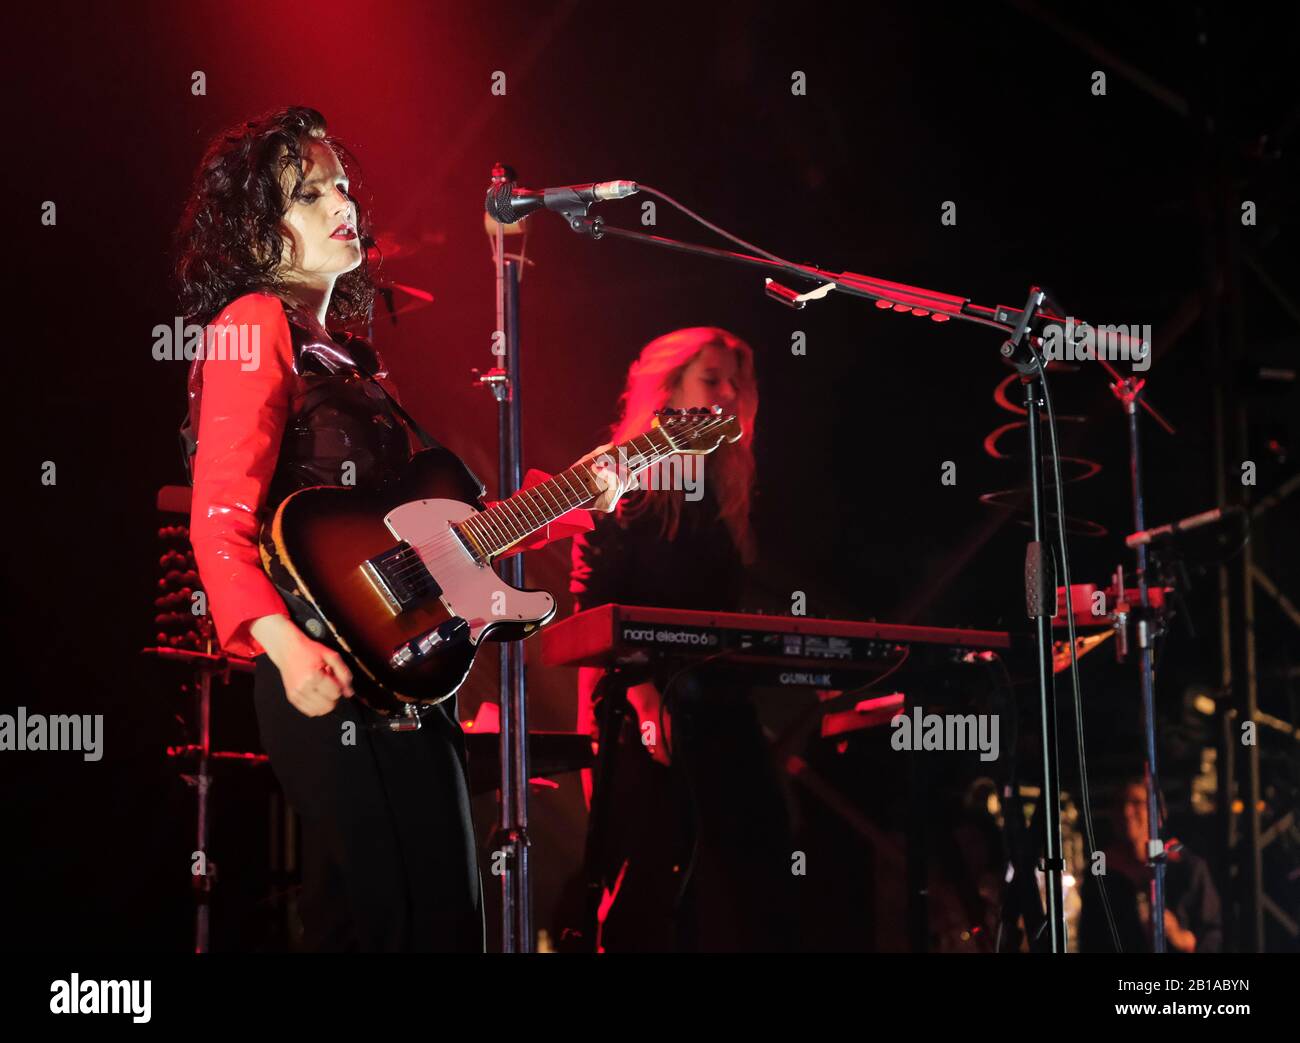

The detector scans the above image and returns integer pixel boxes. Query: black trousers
[252,654,484,952]
[590,674,799,952]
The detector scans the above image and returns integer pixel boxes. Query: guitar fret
[481,508,511,548]
[557,468,582,502]
[498,498,528,540]
[524,485,559,546]
[520,489,546,526]
[570,466,600,500]
[561,471,585,504]
[542,482,567,516]
[535,484,561,522]
[460,517,489,558]
[515,488,544,528]
[525,478,556,514]
[469,511,496,549]
[547,471,574,506]
[563,471,586,505]
[502,500,529,541]
[476,516,498,553]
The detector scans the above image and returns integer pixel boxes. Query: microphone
[485,180,638,224]
[1125,505,1243,548]
[1040,317,1151,362]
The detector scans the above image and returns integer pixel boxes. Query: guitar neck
[454,426,682,560]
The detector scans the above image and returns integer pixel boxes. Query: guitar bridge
[361,542,441,615]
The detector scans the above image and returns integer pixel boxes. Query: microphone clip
[764,278,836,310]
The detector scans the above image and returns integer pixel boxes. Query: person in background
[1079,769,1222,953]
[566,326,798,952]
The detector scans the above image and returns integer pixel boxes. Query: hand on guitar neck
[578,442,626,514]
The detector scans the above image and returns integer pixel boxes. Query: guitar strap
[346,346,441,451]
[344,340,488,498]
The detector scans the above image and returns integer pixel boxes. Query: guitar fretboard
[454,426,681,560]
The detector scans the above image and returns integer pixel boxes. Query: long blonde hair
[609,327,758,564]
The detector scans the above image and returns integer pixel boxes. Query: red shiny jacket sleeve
[188,292,295,658]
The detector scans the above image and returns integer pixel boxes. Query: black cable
[633,184,1011,332]
[766,647,913,761]
[1036,355,1124,953]
[826,646,913,706]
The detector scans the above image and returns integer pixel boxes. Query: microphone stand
[1000,289,1068,952]
[483,163,532,953]
[545,208,1079,950]
[1107,369,1177,952]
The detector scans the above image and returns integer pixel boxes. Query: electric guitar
[258,407,741,715]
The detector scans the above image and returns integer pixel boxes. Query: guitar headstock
[652,406,742,455]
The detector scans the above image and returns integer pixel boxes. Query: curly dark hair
[173,106,376,325]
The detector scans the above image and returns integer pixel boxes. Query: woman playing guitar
[175,107,622,951]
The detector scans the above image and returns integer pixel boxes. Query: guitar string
[374,415,735,592]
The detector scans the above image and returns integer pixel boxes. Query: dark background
[4,0,1297,951]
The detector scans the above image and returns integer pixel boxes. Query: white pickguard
[383,498,555,643]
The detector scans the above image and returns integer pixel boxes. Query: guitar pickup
[361,542,441,615]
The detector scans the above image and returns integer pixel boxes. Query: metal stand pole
[485,163,532,952]
[1021,374,1067,952]
[193,664,212,954]
[1001,286,1067,953]
[1115,379,1167,951]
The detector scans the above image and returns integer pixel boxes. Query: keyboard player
[566,326,797,952]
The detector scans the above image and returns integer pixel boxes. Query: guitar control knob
[390,618,470,670]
